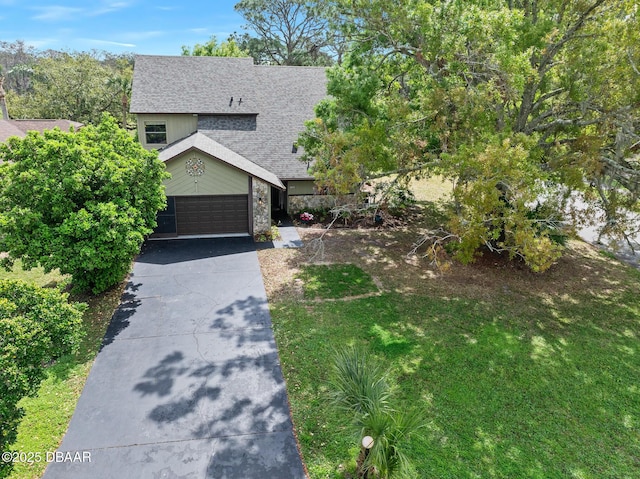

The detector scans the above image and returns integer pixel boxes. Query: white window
[145,122,167,144]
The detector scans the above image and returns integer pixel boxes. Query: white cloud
[31,6,83,22]
[31,2,132,22]
[88,1,132,17]
[82,38,136,48]
[22,38,59,49]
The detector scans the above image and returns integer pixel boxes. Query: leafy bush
[292,207,332,224]
[0,114,168,293]
[0,280,85,474]
[526,202,568,247]
[447,136,565,272]
[254,225,281,242]
[373,182,416,217]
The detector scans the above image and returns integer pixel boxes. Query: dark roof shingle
[0,119,82,143]
[130,55,259,114]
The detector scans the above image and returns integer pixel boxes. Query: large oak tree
[301,0,639,270]
[234,0,339,65]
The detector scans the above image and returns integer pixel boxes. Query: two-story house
[130,55,328,238]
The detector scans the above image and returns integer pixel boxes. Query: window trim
[144,121,167,145]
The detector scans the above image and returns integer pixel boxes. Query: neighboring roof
[130,55,259,114]
[130,55,328,180]
[158,132,285,190]
[0,119,82,143]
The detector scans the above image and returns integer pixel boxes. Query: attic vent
[229,97,233,107]
[186,158,205,177]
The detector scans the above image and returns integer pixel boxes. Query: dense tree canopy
[0,114,168,293]
[301,0,640,270]
[0,41,38,95]
[0,46,134,126]
[181,35,250,58]
[233,0,339,65]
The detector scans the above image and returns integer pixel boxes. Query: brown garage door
[175,195,249,235]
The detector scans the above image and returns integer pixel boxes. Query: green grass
[0,260,67,288]
[296,264,379,299]
[2,264,122,479]
[271,265,640,478]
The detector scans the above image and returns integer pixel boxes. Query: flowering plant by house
[300,212,314,222]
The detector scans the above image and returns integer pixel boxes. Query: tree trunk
[0,76,9,120]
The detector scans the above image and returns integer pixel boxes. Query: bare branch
[628,48,640,76]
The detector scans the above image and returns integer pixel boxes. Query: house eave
[131,110,260,116]
[158,132,285,190]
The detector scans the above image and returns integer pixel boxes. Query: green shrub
[0,280,85,475]
[292,207,332,223]
[526,202,569,247]
[0,114,168,293]
[330,347,425,478]
[377,182,416,217]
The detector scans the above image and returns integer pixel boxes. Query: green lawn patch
[0,260,67,288]
[270,279,640,478]
[3,266,122,479]
[296,264,379,299]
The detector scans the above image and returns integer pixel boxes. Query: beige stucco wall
[163,151,249,196]
[287,180,316,196]
[137,114,198,149]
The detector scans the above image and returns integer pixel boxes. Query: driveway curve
[44,237,307,479]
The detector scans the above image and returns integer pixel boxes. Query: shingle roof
[131,55,328,180]
[0,119,82,143]
[158,132,285,189]
[130,55,260,114]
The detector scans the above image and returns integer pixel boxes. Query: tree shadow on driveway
[136,237,257,265]
[126,292,304,477]
[99,281,142,351]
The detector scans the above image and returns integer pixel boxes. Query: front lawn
[259,227,640,478]
[1,263,122,479]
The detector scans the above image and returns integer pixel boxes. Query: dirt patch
[258,219,639,304]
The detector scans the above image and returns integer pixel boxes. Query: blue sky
[0,0,247,55]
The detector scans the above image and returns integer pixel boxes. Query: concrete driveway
[44,238,307,479]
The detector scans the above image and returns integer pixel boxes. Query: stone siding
[252,179,271,234]
[198,115,257,131]
[288,194,342,214]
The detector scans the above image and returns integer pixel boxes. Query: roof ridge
[253,64,328,70]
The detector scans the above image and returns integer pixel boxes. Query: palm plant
[107,74,132,129]
[330,346,391,417]
[330,347,424,478]
[358,407,424,478]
